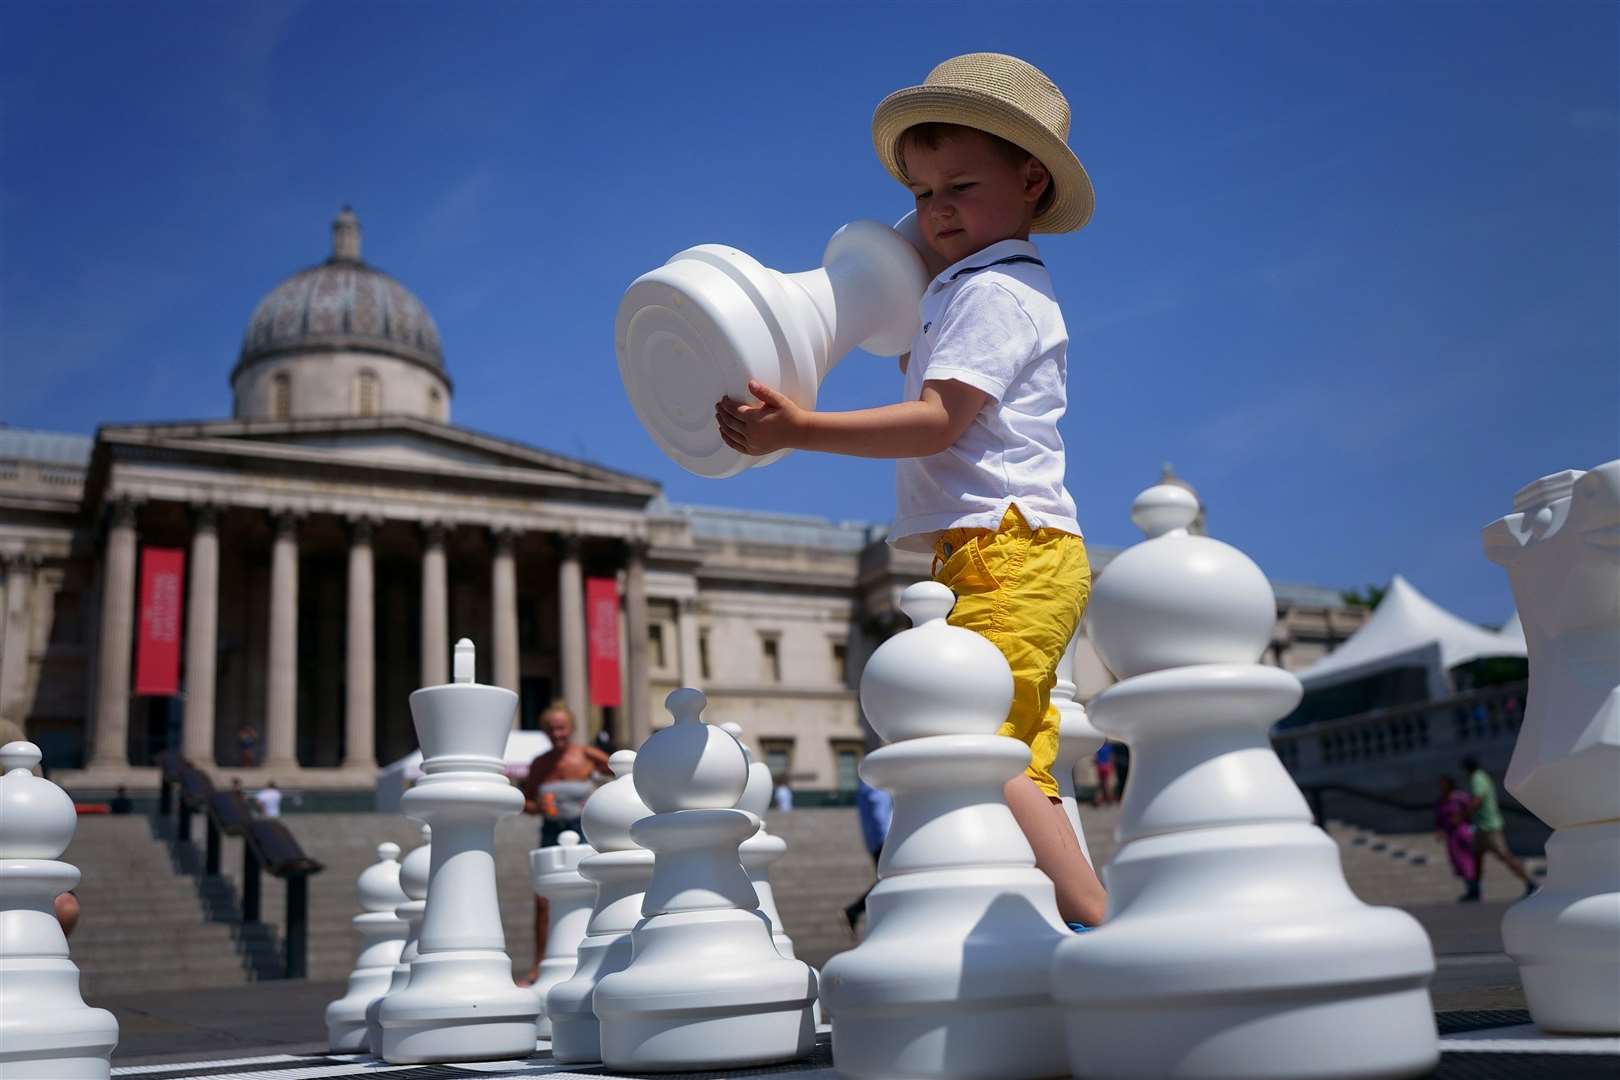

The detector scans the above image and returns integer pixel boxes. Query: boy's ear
[1023,157,1052,208]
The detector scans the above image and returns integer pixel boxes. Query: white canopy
[1297,575,1527,695]
[1495,610,1526,652]
[373,729,554,812]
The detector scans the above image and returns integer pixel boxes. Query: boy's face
[902,128,1050,267]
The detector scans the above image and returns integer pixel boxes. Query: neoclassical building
[0,209,1368,794]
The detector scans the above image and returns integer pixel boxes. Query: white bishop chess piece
[366,824,429,1056]
[821,582,1070,1080]
[615,214,928,478]
[1052,483,1438,1079]
[527,828,593,1040]
[594,689,818,1071]
[1484,459,1620,1034]
[325,841,409,1051]
[379,640,540,1063]
[546,749,655,1063]
[720,720,799,961]
[0,741,119,1080]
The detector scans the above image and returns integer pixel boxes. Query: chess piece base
[324,964,395,1052]
[379,951,540,1063]
[0,956,119,1080]
[1503,820,1620,1034]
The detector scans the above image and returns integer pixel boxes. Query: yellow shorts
[932,505,1091,797]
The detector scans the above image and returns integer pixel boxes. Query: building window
[760,738,794,782]
[832,740,864,793]
[270,372,291,420]
[698,630,711,681]
[761,634,781,682]
[831,640,848,684]
[355,370,380,416]
[648,623,666,670]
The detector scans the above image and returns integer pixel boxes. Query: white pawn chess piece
[1051,630,1102,865]
[325,841,409,1051]
[1052,484,1438,1079]
[380,640,540,1063]
[366,824,429,1056]
[721,720,799,961]
[595,689,817,1071]
[615,213,929,478]
[1484,460,1620,1034]
[546,749,656,1063]
[0,741,119,1080]
[527,829,593,1040]
[821,583,1070,1080]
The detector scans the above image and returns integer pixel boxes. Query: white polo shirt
[889,238,1081,552]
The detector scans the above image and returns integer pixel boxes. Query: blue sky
[2,2,1614,624]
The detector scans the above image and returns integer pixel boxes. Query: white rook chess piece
[325,841,409,1051]
[721,720,799,961]
[528,829,593,1039]
[821,583,1070,1080]
[1052,484,1438,1079]
[1484,460,1620,1034]
[366,824,429,1056]
[546,749,655,1063]
[380,640,539,1063]
[0,741,118,1080]
[595,689,817,1071]
[615,214,928,478]
[1052,630,1103,865]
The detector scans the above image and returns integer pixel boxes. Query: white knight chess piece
[1051,483,1438,1079]
[1484,460,1620,1034]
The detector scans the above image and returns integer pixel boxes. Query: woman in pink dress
[1435,775,1480,902]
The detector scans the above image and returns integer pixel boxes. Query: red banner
[134,546,186,696]
[586,576,622,707]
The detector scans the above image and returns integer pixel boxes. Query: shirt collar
[928,238,1043,293]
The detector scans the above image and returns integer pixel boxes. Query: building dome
[231,209,452,423]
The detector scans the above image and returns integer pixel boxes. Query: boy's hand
[716,380,806,456]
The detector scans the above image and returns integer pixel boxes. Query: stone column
[675,597,702,692]
[0,553,38,727]
[90,500,139,770]
[556,535,588,743]
[344,518,377,772]
[490,528,520,707]
[264,511,301,772]
[623,542,651,749]
[420,523,448,688]
[181,506,220,764]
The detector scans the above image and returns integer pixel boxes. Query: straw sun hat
[872,52,1093,233]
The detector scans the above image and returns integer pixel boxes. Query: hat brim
[873,84,1094,234]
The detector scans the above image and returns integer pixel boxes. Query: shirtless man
[516,701,609,987]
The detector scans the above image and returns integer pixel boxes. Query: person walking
[1434,775,1479,902]
[1460,756,1535,897]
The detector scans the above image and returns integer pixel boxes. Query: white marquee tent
[1297,574,1527,697]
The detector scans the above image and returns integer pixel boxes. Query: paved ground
[100,900,1533,1066]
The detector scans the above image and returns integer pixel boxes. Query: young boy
[715,53,1105,928]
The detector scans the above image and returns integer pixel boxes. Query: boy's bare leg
[1005,773,1107,927]
[517,895,550,986]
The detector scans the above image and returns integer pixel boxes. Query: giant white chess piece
[1484,459,1620,1034]
[325,841,409,1051]
[615,214,928,478]
[379,640,540,1063]
[0,741,119,1080]
[595,689,817,1071]
[821,583,1070,1080]
[721,720,799,961]
[1052,484,1438,1079]
[546,749,655,1063]
[527,829,593,1039]
[366,824,429,1056]
[1052,630,1103,864]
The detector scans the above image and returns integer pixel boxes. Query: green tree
[1341,583,1387,609]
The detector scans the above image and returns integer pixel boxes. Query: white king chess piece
[528,829,594,1040]
[615,213,929,478]
[546,749,655,1063]
[1052,483,1438,1079]
[325,841,409,1051]
[0,741,119,1080]
[821,582,1070,1080]
[594,689,817,1071]
[366,824,429,1056]
[379,640,540,1063]
[1483,459,1620,1034]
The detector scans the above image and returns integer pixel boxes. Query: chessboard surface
[106,1016,1620,1080]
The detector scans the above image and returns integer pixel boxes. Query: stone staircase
[66,804,1545,997]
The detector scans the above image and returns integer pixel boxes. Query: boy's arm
[717,378,987,459]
